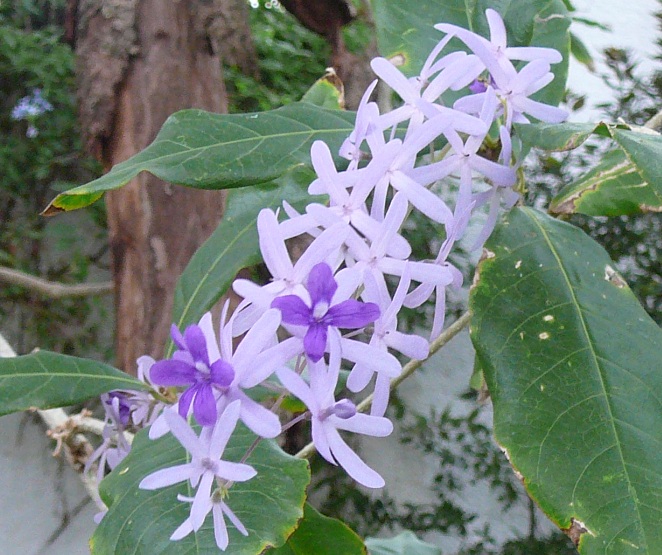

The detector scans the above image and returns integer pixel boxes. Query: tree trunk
[75,0,255,373]
[279,0,377,109]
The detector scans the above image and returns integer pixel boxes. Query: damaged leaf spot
[543,315,554,322]
[604,265,627,288]
[388,53,407,67]
[639,203,662,213]
[515,260,522,269]
[539,332,550,340]
[563,518,591,546]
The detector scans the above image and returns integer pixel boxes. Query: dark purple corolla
[150,324,234,427]
[271,262,380,362]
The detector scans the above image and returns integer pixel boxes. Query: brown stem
[0,266,113,299]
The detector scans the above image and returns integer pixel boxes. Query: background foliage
[0,0,106,358]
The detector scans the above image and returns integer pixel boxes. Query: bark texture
[75,0,246,372]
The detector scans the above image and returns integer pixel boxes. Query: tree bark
[74,0,252,373]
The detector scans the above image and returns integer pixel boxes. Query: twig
[295,310,472,459]
[0,266,113,299]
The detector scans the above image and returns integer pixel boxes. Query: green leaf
[366,531,442,555]
[470,207,662,554]
[267,504,366,555]
[43,103,354,214]
[524,123,662,216]
[569,31,595,71]
[91,424,310,555]
[170,166,324,346]
[610,128,662,209]
[301,71,345,110]
[469,354,486,392]
[515,121,609,152]
[371,0,570,105]
[551,148,662,216]
[0,351,146,416]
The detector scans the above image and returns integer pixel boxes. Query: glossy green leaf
[551,148,662,216]
[515,121,609,152]
[0,351,146,416]
[524,123,662,216]
[610,128,662,207]
[366,531,442,555]
[91,424,310,555]
[267,504,366,555]
[470,207,662,554]
[43,103,354,214]
[170,166,324,347]
[371,0,570,105]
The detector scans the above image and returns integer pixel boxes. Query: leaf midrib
[525,207,648,551]
[70,118,354,196]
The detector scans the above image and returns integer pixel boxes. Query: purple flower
[277,352,392,488]
[435,9,562,86]
[232,208,348,335]
[409,87,516,216]
[150,323,234,427]
[140,402,255,549]
[150,308,290,439]
[84,393,132,485]
[369,55,484,133]
[170,490,249,551]
[306,140,412,260]
[349,266,429,416]
[344,193,454,301]
[271,262,380,362]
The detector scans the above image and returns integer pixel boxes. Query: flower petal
[139,463,193,490]
[184,325,209,365]
[271,295,311,326]
[209,400,242,459]
[192,384,218,427]
[190,472,214,530]
[332,413,393,437]
[216,460,257,482]
[312,418,335,463]
[149,360,196,387]
[326,426,385,488]
[212,505,229,551]
[198,312,221,363]
[165,407,206,458]
[233,308,281,372]
[222,501,249,536]
[327,299,380,328]
[258,209,292,279]
[307,262,337,306]
[304,323,328,362]
[238,393,282,438]
[210,359,234,387]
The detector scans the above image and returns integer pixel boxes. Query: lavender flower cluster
[11,88,53,138]
[91,10,566,550]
